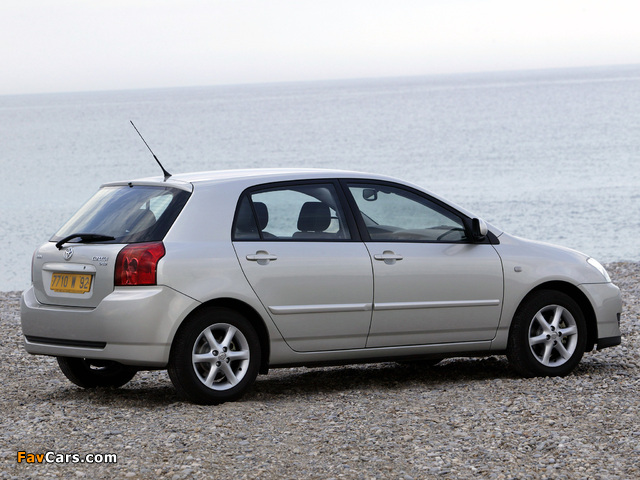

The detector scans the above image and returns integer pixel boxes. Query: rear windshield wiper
[55,233,116,250]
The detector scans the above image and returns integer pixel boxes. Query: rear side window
[51,185,191,244]
[233,183,351,241]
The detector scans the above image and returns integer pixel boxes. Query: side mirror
[472,218,488,241]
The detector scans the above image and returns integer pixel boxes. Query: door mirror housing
[472,218,488,241]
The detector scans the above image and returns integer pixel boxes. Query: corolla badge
[92,255,109,266]
[63,247,74,261]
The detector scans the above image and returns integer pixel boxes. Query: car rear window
[51,185,191,244]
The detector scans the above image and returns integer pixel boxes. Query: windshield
[51,185,191,244]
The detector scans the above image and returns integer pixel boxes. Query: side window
[233,183,351,241]
[348,183,468,242]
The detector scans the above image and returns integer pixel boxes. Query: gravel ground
[1,262,639,479]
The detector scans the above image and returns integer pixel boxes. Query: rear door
[232,181,373,352]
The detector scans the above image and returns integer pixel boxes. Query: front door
[345,182,504,347]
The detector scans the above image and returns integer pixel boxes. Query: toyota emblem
[63,247,74,261]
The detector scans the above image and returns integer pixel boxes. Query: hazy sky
[2,0,639,95]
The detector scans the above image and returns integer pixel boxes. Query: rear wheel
[507,290,587,377]
[57,357,137,388]
[168,307,261,405]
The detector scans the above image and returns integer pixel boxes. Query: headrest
[253,202,269,230]
[297,202,331,232]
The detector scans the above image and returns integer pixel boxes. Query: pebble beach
[1,262,639,479]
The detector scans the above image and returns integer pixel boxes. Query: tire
[507,290,587,377]
[168,307,261,405]
[57,357,137,388]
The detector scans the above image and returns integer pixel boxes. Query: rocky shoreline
[2,262,639,479]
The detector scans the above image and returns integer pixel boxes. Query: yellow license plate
[50,273,92,294]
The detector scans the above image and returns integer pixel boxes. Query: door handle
[246,251,278,265]
[373,251,403,265]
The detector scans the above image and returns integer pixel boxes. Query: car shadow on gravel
[246,356,518,400]
[37,357,515,406]
[37,355,630,406]
[247,354,634,401]
[42,375,181,407]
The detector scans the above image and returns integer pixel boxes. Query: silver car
[21,169,622,404]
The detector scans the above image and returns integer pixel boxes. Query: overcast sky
[2,0,639,95]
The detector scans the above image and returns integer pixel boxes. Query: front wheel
[507,290,587,377]
[57,357,137,388]
[168,307,261,405]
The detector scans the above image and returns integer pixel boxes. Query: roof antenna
[130,121,172,180]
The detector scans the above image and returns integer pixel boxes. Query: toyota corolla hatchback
[21,169,622,404]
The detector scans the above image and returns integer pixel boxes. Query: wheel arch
[514,281,597,351]
[171,298,271,375]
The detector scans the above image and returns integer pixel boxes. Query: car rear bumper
[20,285,197,367]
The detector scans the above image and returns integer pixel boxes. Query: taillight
[115,242,165,286]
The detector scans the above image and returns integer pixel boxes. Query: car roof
[102,168,391,190]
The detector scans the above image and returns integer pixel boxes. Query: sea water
[2,65,639,291]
